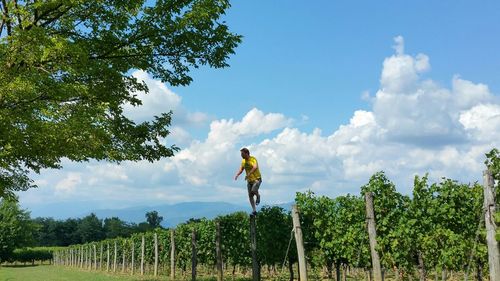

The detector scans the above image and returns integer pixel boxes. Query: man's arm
[234,166,244,180]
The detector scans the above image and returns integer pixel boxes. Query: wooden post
[107,243,110,272]
[292,205,307,281]
[88,245,91,270]
[250,214,260,281]
[365,192,382,281]
[86,246,89,270]
[100,243,103,270]
[93,244,97,270]
[131,240,135,275]
[141,235,145,276]
[216,221,223,281]
[483,170,500,281]
[122,242,126,273]
[171,229,176,280]
[154,233,159,277]
[113,241,117,272]
[192,229,197,281]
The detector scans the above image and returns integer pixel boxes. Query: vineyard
[49,170,500,281]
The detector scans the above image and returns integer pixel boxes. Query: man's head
[240,148,250,159]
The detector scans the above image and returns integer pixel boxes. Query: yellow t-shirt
[241,156,262,182]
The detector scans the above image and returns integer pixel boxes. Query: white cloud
[18,37,500,216]
[55,173,81,194]
[123,70,210,128]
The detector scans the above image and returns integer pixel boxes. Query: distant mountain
[87,201,294,228]
[25,200,294,228]
[85,201,248,227]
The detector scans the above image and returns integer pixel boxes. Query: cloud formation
[20,37,500,216]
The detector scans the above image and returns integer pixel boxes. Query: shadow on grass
[1,264,42,268]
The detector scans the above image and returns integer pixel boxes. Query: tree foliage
[0,0,241,198]
[145,210,163,228]
[0,198,38,261]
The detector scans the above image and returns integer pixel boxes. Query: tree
[103,217,133,239]
[145,210,163,228]
[76,213,104,243]
[0,0,242,199]
[0,198,37,262]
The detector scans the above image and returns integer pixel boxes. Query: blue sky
[18,1,500,218]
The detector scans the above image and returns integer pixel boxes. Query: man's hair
[240,148,250,154]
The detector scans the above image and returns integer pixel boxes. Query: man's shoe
[252,211,257,216]
[256,195,260,205]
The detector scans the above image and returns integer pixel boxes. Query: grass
[0,264,166,281]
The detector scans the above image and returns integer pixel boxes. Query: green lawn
[0,265,164,281]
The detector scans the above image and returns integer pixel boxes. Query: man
[234,148,262,215]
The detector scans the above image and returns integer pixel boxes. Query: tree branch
[25,2,63,30]
[13,0,22,30]
[90,52,181,60]
[1,0,11,36]
[39,4,72,28]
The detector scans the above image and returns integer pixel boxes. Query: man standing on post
[234,148,262,215]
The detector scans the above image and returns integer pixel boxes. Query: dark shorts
[247,178,262,193]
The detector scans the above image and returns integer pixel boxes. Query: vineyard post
[131,240,135,275]
[87,245,90,270]
[88,245,91,270]
[483,170,500,281]
[107,243,110,272]
[122,241,126,273]
[94,244,97,270]
[216,221,223,281]
[155,233,159,277]
[250,214,260,281]
[141,235,145,276]
[84,246,87,269]
[100,243,103,271]
[114,241,118,272]
[365,192,382,281]
[292,205,307,281]
[192,229,197,281]
[81,245,84,269]
[171,229,176,280]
